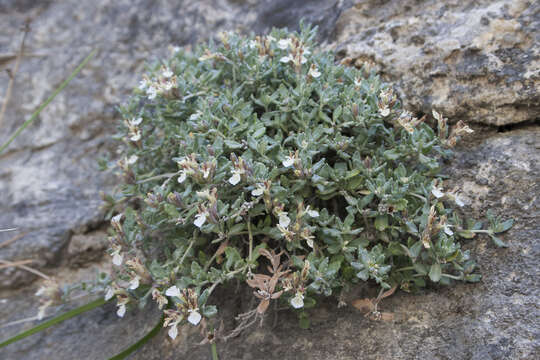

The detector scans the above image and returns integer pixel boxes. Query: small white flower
[189,112,201,121]
[127,155,138,165]
[282,155,295,167]
[290,293,304,309]
[172,46,181,53]
[104,287,115,301]
[432,186,444,198]
[146,86,158,100]
[443,224,454,236]
[117,304,126,318]
[129,276,140,290]
[111,213,123,224]
[306,238,314,248]
[277,38,291,49]
[168,324,178,340]
[194,212,207,228]
[163,80,175,91]
[35,286,46,297]
[178,171,187,184]
[129,129,141,142]
[165,285,181,297]
[280,55,292,63]
[300,55,307,64]
[279,213,291,228]
[251,184,265,196]
[454,196,465,207]
[308,66,321,78]
[131,117,143,126]
[202,167,210,179]
[138,80,148,90]
[187,309,202,325]
[379,107,390,117]
[307,209,319,218]
[112,252,123,266]
[228,169,242,185]
[248,40,258,49]
[162,68,174,78]
[266,35,276,42]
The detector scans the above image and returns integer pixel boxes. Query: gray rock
[333,0,539,126]
[0,1,538,359]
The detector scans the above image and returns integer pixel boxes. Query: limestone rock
[333,0,539,126]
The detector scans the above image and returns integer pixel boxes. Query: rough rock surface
[333,0,539,126]
[0,0,538,359]
[0,0,347,288]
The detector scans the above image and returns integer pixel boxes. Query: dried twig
[0,259,34,270]
[0,259,50,280]
[0,231,26,249]
[0,19,31,128]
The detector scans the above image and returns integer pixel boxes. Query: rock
[0,0,538,359]
[0,0,347,288]
[333,0,539,126]
[1,127,537,360]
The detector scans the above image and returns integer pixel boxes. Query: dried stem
[0,259,50,280]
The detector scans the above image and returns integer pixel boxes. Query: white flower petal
[307,239,314,248]
[432,187,444,198]
[35,286,45,297]
[162,68,173,78]
[290,294,304,309]
[168,325,178,340]
[177,171,187,184]
[129,132,141,142]
[228,172,241,185]
[282,157,294,167]
[455,196,465,207]
[138,80,147,90]
[251,187,264,196]
[127,155,138,165]
[104,287,115,301]
[112,253,123,266]
[117,304,126,318]
[187,310,201,325]
[165,285,181,297]
[277,39,290,50]
[129,276,140,290]
[131,117,143,125]
[444,226,454,236]
[300,56,307,64]
[194,213,207,228]
[379,108,390,117]
[307,209,319,218]
[279,214,291,228]
[280,56,291,63]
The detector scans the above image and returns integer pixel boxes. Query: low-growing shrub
[102,25,511,341]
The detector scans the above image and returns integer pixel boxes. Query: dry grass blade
[0,259,34,270]
[0,259,50,280]
[0,232,26,249]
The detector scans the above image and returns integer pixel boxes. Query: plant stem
[247,217,253,267]
[211,342,219,360]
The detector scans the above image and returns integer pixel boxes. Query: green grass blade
[0,49,97,154]
[108,315,164,360]
[0,297,107,348]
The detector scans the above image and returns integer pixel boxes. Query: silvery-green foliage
[105,25,497,335]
